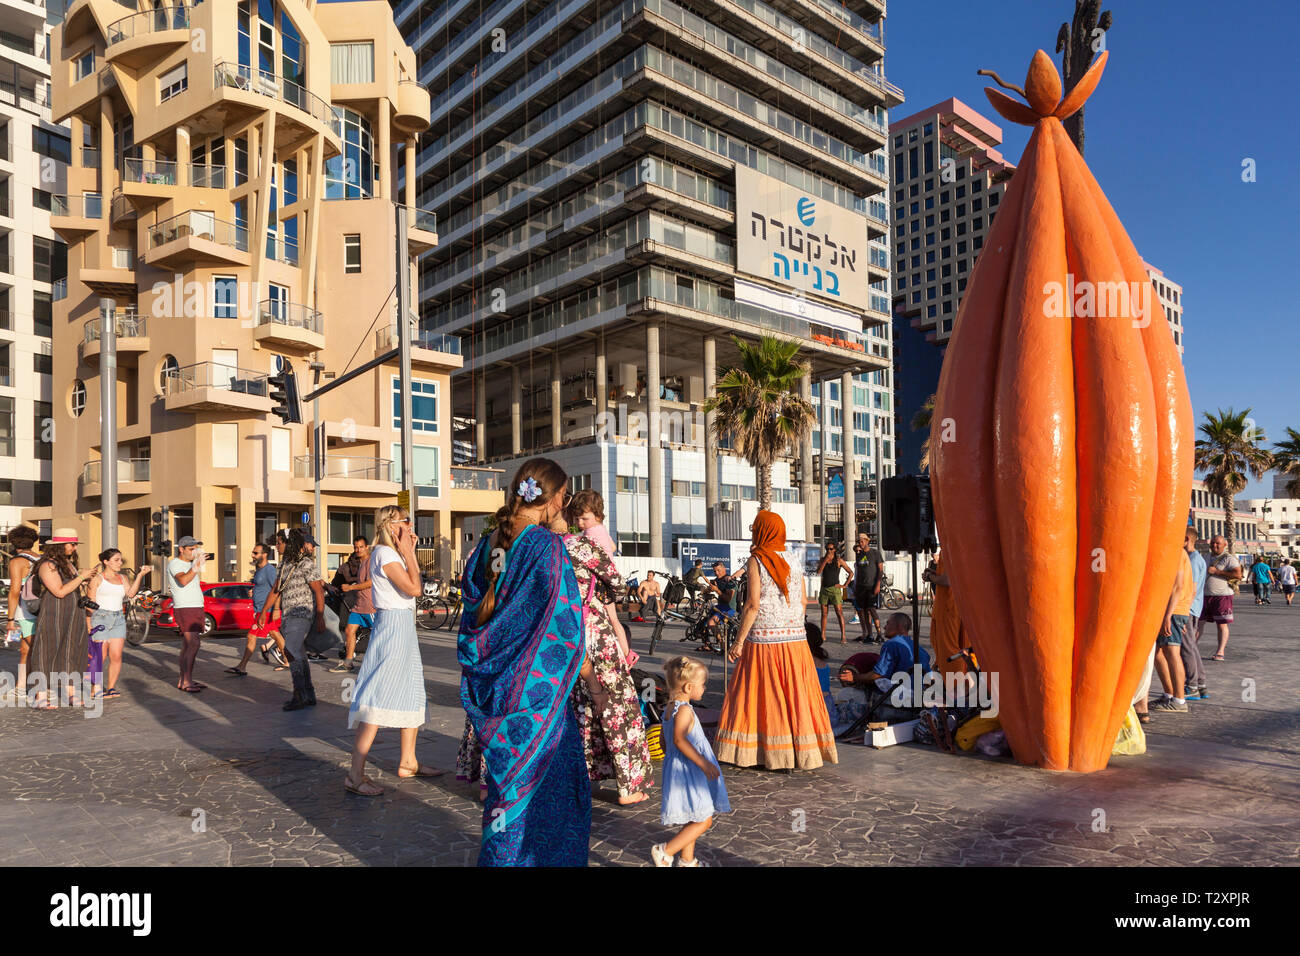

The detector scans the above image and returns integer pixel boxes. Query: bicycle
[125,589,160,646]
[879,573,907,611]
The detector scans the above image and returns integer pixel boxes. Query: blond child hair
[665,655,708,695]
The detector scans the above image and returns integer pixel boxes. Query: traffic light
[149,511,171,557]
[268,365,302,424]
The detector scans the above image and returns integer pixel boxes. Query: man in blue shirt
[864,612,932,690]
[228,542,287,676]
[1181,527,1209,700]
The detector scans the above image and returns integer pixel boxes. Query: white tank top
[96,574,126,612]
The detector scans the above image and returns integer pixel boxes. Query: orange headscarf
[750,510,790,601]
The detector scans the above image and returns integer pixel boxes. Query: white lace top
[748,552,807,644]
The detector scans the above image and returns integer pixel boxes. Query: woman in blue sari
[458,458,599,866]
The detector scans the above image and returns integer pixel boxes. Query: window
[33,237,66,283]
[0,479,9,505]
[331,42,375,84]
[159,62,188,101]
[32,189,52,211]
[0,397,11,456]
[990,191,1000,206]
[394,376,439,432]
[33,350,50,375]
[34,128,71,164]
[617,475,649,493]
[671,480,691,497]
[344,234,361,273]
[271,426,290,471]
[234,136,248,185]
[33,292,52,337]
[75,50,94,81]
[158,354,179,393]
[213,275,238,318]
[212,423,239,468]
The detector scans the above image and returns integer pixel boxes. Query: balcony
[81,312,148,366]
[109,191,137,226]
[394,80,431,134]
[213,62,344,148]
[81,458,151,497]
[52,278,67,300]
[105,6,191,69]
[291,455,398,493]
[50,193,103,235]
[146,210,250,268]
[400,203,438,253]
[255,300,323,351]
[450,465,506,514]
[163,362,273,415]
[374,325,463,371]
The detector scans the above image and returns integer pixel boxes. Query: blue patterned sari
[458,523,590,866]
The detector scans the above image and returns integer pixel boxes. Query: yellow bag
[645,724,664,760]
[1111,705,1146,756]
[954,715,1002,751]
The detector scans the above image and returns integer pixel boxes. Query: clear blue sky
[886,0,1297,497]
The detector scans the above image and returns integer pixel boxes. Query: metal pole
[159,504,171,597]
[819,378,830,548]
[910,549,921,666]
[313,396,323,575]
[873,415,883,542]
[396,204,414,500]
[99,298,118,549]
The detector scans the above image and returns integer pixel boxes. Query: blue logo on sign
[796,197,815,227]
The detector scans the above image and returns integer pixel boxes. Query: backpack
[19,554,42,616]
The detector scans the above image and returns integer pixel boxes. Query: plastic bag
[975,729,1010,756]
[1111,704,1146,756]
[955,714,1002,751]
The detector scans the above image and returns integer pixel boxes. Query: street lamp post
[633,461,640,556]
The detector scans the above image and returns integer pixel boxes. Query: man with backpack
[4,525,42,701]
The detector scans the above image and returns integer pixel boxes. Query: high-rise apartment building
[889,98,1186,476]
[395,0,901,557]
[40,0,500,580]
[1,0,65,534]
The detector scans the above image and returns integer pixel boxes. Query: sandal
[397,764,446,779]
[345,774,384,796]
[102,688,122,699]
[1136,712,1151,724]
[1210,654,1226,662]
[225,667,247,676]
[179,684,203,693]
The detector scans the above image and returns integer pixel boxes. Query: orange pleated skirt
[715,639,838,770]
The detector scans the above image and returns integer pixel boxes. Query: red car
[148,582,256,638]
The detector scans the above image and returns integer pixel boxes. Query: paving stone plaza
[1,601,1296,867]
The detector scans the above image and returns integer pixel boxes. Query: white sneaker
[650,843,675,867]
[676,857,707,867]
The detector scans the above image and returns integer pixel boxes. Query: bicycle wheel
[415,598,442,631]
[648,618,664,655]
[442,604,461,630]
[883,588,905,610]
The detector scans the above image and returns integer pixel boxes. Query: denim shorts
[1157,613,1189,647]
[89,609,126,642]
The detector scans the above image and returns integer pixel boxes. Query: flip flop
[102,689,121,699]
[1210,654,1226,661]
[396,765,446,779]
[180,684,203,693]
[225,667,246,676]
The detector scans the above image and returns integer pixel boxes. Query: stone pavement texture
[1,599,1296,866]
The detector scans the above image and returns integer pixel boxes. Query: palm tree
[706,336,816,510]
[1193,408,1273,553]
[1272,427,1300,498]
[911,393,936,473]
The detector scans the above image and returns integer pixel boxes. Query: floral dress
[565,534,653,799]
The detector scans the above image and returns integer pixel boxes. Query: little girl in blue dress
[652,656,731,867]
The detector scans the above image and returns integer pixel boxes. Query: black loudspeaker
[879,475,938,553]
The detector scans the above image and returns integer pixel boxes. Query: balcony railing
[264,234,299,266]
[399,203,437,233]
[107,5,190,45]
[292,456,396,481]
[52,278,66,300]
[376,326,463,354]
[0,82,51,114]
[148,211,249,252]
[213,62,344,136]
[81,146,100,168]
[164,362,269,396]
[83,458,151,485]
[451,466,502,491]
[110,192,136,223]
[258,300,321,334]
[84,312,146,343]
[123,157,226,188]
[52,193,104,218]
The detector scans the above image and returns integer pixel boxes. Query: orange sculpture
[930,51,1193,772]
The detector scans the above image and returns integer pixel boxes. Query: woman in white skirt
[345,505,444,796]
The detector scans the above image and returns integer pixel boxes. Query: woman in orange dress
[715,511,837,771]
[925,550,970,677]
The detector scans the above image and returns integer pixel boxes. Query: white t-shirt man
[168,556,205,608]
[1277,564,1297,588]
[1203,552,1240,598]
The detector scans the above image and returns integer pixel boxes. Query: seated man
[633,570,664,622]
[850,613,933,724]
[683,559,706,602]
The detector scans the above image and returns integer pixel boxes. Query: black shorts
[855,589,880,611]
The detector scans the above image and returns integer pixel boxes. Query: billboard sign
[735,165,870,311]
